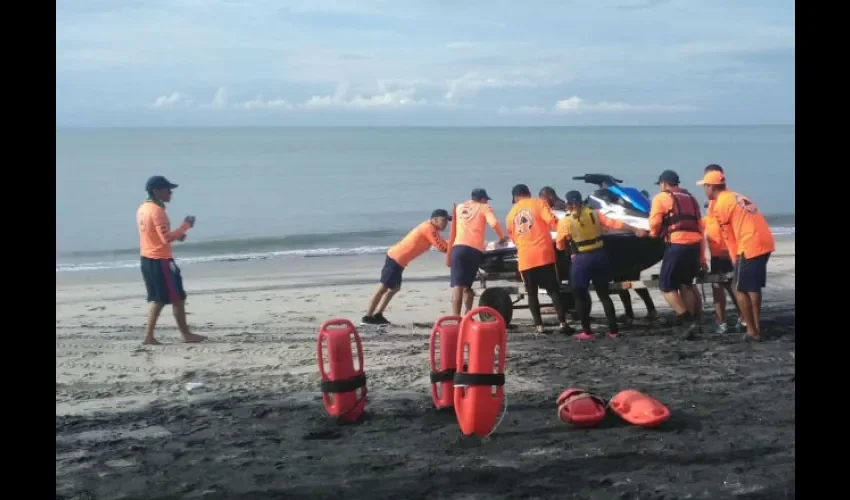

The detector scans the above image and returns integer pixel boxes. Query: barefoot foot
[142,338,162,345]
[181,333,206,343]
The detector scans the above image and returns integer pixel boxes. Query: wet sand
[56,240,795,500]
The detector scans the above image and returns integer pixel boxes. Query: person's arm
[484,205,507,240]
[152,209,190,243]
[698,217,707,267]
[423,224,449,253]
[555,218,571,251]
[712,196,738,261]
[539,201,559,231]
[597,210,646,236]
[648,194,667,238]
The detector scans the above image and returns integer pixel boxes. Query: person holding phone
[137,175,204,345]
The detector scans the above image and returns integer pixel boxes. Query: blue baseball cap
[565,190,583,205]
[655,170,680,185]
[431,209,452,220]
[145,175,178,192]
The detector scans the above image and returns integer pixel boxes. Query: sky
[55,0,795,127]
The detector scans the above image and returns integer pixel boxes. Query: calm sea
[56,126,795,272]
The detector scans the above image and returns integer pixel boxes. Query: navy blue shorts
[141,257,187,305]
[658,243,701,293]
[570,249,612,291]
[450,244,483,287]
[734,252,771,292]
[710,256,734,274]
[379,255,405,289]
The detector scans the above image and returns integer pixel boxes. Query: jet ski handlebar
[572,173,624,187]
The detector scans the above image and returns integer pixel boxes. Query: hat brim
[695,180,709,186]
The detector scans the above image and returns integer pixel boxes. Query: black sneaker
[372,313,391,325]
[361,315,377,325]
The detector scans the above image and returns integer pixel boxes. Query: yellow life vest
[568,206,604,252]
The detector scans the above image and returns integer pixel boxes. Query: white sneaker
[713,322,728,334]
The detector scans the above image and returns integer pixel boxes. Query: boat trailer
[473,269,734,325]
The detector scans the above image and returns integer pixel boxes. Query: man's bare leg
[451,287,464,316]
[712,284,727,324]
[143,302,165,345]
[749,291,763,333]
[366,285,389,317]
[661,291,687,314]
[680,285,702,316]
[172,300,205,343]
[375,287,399,315]
[463,288,475,314]
[735,291,759,338]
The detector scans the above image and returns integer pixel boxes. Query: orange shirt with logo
[453,200,505,252]
[506,198,559,271]
[137,200,191,259]
[387,221,448,267]
[709,190,775,260]
[554,210,623,251]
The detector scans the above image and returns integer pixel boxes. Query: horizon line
[56,123,795,130]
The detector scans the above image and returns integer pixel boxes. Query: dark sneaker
[372,313,391,325]
[360,315,377,325]
[646,309,659,321]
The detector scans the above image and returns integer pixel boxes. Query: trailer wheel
[478,287,513,325]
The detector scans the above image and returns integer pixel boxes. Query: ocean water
[56,126,795,272]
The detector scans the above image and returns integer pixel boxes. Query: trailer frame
[472,268,734,326]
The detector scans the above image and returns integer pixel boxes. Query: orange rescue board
[609,389,671,428]
[445,203,457,267]
[557,388,607,427]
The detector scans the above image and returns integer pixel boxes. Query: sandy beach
[56,239,795,500]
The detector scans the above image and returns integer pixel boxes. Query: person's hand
[177,234,187,242]
[570,253,577,262]
[700,262,709,272]
[634,229,648,237]
[498,236,510,246]
[184,216,196,228]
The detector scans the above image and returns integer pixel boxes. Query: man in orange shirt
[649,170,706,339]
[362,209,450,325]
[698,169,775,341]
[506,184,571,334]
[701,165,744,334]
[450,188,509,316]
[556,190,647,340]
[137,176,204,345]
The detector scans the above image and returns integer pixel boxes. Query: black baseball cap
[511,184,532,198]
[145,175,178,192]
[471,188,492,201]
[565,190,583,205]
[655,170,680,185]
[431,209,452,220]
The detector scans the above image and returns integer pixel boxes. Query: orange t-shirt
[506,198,559,271]
[137,200,190,259]
[554,210,623,251]
[387,220,448,267]
[453,200,505,252]
[710,190,775,260]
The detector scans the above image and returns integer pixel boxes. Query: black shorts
[450,244,483,288]
[710,256,734,274]
[734,252,771,292]
[379,255,404,289]
[520,263,561,293]
[658,243,701,293]
[141,257,187,305]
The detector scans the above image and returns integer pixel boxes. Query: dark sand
[56,307,794,500]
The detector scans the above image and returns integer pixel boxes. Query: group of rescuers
[362,164,775,342]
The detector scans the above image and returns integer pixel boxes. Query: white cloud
[444,72,561,102]
[205,86,229,109]
[302,83,426,110]
[499,96,698,115]
[241,96,294,110]
[151,92,193,108]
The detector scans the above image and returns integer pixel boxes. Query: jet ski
[480,173,666,280]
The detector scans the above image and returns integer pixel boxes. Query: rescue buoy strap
[453,372,505,387]
[320,372,367,394]
[429,364,468,384]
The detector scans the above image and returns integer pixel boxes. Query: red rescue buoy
[453,306,507,437]
[429,315,463,410]
[556,388,607,427]
[316,318,367,422]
